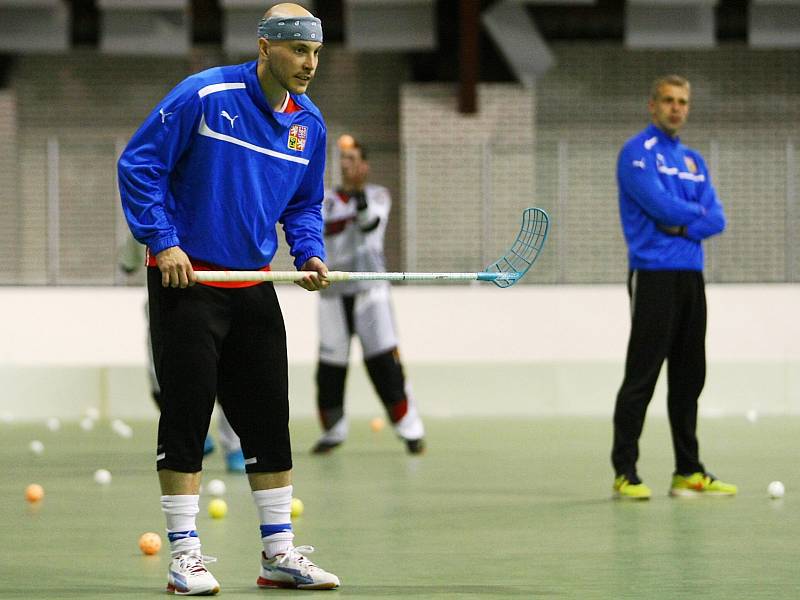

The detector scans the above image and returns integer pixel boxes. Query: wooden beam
[459,0,479,114]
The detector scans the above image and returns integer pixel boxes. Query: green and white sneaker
[257,545,340,590]
[613,475,652,500]
[670,472,737,497]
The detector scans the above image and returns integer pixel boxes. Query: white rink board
[1,284,799,419]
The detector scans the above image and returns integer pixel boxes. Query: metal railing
[1,137,798,285]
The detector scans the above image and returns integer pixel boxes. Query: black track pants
[612,270,707,478]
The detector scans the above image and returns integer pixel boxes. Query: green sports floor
[1,416,798,599]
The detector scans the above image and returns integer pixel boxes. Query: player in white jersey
[313,135,425,454]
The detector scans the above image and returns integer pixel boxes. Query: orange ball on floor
[25,483,44,503]
[138,532,162,555]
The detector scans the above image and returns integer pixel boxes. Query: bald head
[264,3,314,19]
[256,2,322,105]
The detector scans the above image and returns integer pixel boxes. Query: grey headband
[258,16,323,43]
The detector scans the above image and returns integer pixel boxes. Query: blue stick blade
[483,207,550,288]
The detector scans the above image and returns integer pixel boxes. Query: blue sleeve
[618,144,706,225]
[280,128,327,268]
[117,79,202,255]
[685,158,726,241]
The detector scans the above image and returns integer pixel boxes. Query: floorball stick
[194,207,549,288]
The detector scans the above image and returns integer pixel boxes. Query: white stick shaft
[193,270,484,283]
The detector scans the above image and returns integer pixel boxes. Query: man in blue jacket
[612,75,737,501]
[118,3,339,594]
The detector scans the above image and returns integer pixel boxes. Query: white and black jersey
[321,184,391,296]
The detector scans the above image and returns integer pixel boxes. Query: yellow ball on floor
[291,497,304,518]
[208,498,228,519]
[138,532,162,555]
[369,417,385,432]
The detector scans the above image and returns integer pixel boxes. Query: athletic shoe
[670,472,737,497]
[203,436,215,456]
[312,417,348,455]
[167,552,220,596]
[405,438,426,455]
[257,546,340,590]
[613,475,652,500]
[311,440,342,454]
[225,449,245,473]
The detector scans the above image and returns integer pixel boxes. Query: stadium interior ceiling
[56,1,750,85]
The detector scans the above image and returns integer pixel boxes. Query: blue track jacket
[118,61,326,270]
[617,124,725,271]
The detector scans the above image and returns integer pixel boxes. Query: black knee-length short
[148,267,292,473]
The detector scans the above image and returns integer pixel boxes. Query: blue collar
[646,123,680,147]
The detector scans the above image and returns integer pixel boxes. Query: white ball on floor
[206,479,226,497]
[46,417,61,432]
[29,440,44,455]
[0,412,14,424]
[112,420,133,438]
[80,417,95,431]
[94,469,112,485]
[745,409,758,423]
[768,481,785,499]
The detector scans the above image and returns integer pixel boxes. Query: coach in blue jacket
[118,3,339,594]
[611,75,737,501]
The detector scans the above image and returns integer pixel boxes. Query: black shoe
[311,440,342,454]
[405,438,426,455]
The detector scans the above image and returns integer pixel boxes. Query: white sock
[320,416,349,444]
[394,385,425,440]
[253,485,294,558]
[161,494,201,557]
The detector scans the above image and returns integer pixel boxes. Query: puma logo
[159,108,173,124]
[221,110,239,129]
